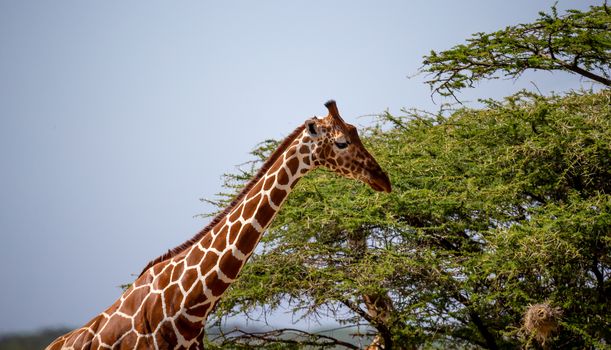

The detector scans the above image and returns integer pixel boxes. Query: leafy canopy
[201,3,611,349]
[421,3,611,99]
[206,89,611,349]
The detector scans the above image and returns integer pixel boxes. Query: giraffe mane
[139,123,307,277]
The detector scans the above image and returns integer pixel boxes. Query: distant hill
[0,329,70,350]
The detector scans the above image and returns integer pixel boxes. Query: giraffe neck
[143,128,315,340]
[45,129,316,350]
[191,129,313,306]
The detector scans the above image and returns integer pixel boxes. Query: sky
[0,0,600,335]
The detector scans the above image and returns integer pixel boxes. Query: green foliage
[200,5,611,348]
[208,90,611,349]
[421,2,611,98]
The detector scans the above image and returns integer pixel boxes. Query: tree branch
[559,61,611,86]
[341,299,394,349]
[452,292,499,350]
[212,327,360,349]
[592,256,607,304]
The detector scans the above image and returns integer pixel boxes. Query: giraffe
[47,100,391,350]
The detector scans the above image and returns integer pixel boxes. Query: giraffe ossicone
[47,100,391,350]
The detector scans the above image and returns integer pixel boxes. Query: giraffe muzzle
[367,169,392,193]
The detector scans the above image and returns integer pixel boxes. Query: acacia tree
[202,3,610,349]
[421,2,610,99]
[205,90,610,349]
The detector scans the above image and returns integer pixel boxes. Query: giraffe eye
[307,122,317,135]
[335,141,350,149]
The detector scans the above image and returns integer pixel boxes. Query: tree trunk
[347,230,400,349]
[362,293,395,350]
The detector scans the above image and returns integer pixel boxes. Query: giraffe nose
[368,168,392,193]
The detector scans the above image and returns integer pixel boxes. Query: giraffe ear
[305,118,320,138]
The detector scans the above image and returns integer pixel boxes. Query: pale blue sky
[0,0,599,334]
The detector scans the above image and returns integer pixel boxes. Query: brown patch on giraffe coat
[133,313,152,336]
[200,251,220,275]
[241,193,261,219]
[254,200,276,229]
[155,268,171,289]
[65,327,94,349]
[263,175,276,191]
[182,267,199,292]
[268,157,283,174]
[276,168,290,186]
[286,157,299,174]
[234,223,260,254]
[171,261,186,283]
[51,333,69,349]
[211,226,228,252]
[186,246,205,267]
[246,178,264,200]
[216,223,228,237]
[200,233,213,250]
[152,260,168,276]
[133,270,153,288]
[320,147,329,160]
[68,333,85,349]
[163,283,184,315]
[187,301,211,318]
[93,314,110,338]
[218,215,228,227]
[118,285,150,315]
[183,280,204,309]
[228,203,244,222]
[133,293,163,334]
[147,298,165,332]
[269,187,287,207]
[219,250,242,280]
[155,321,178,348]
[117,330,138,349]
[228,221,242,244]
[98,313,132,345]
[89,336,101,349]
[205,271,230,297]
[175,313,202,342]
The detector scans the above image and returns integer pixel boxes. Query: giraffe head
[304,100,391,193]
